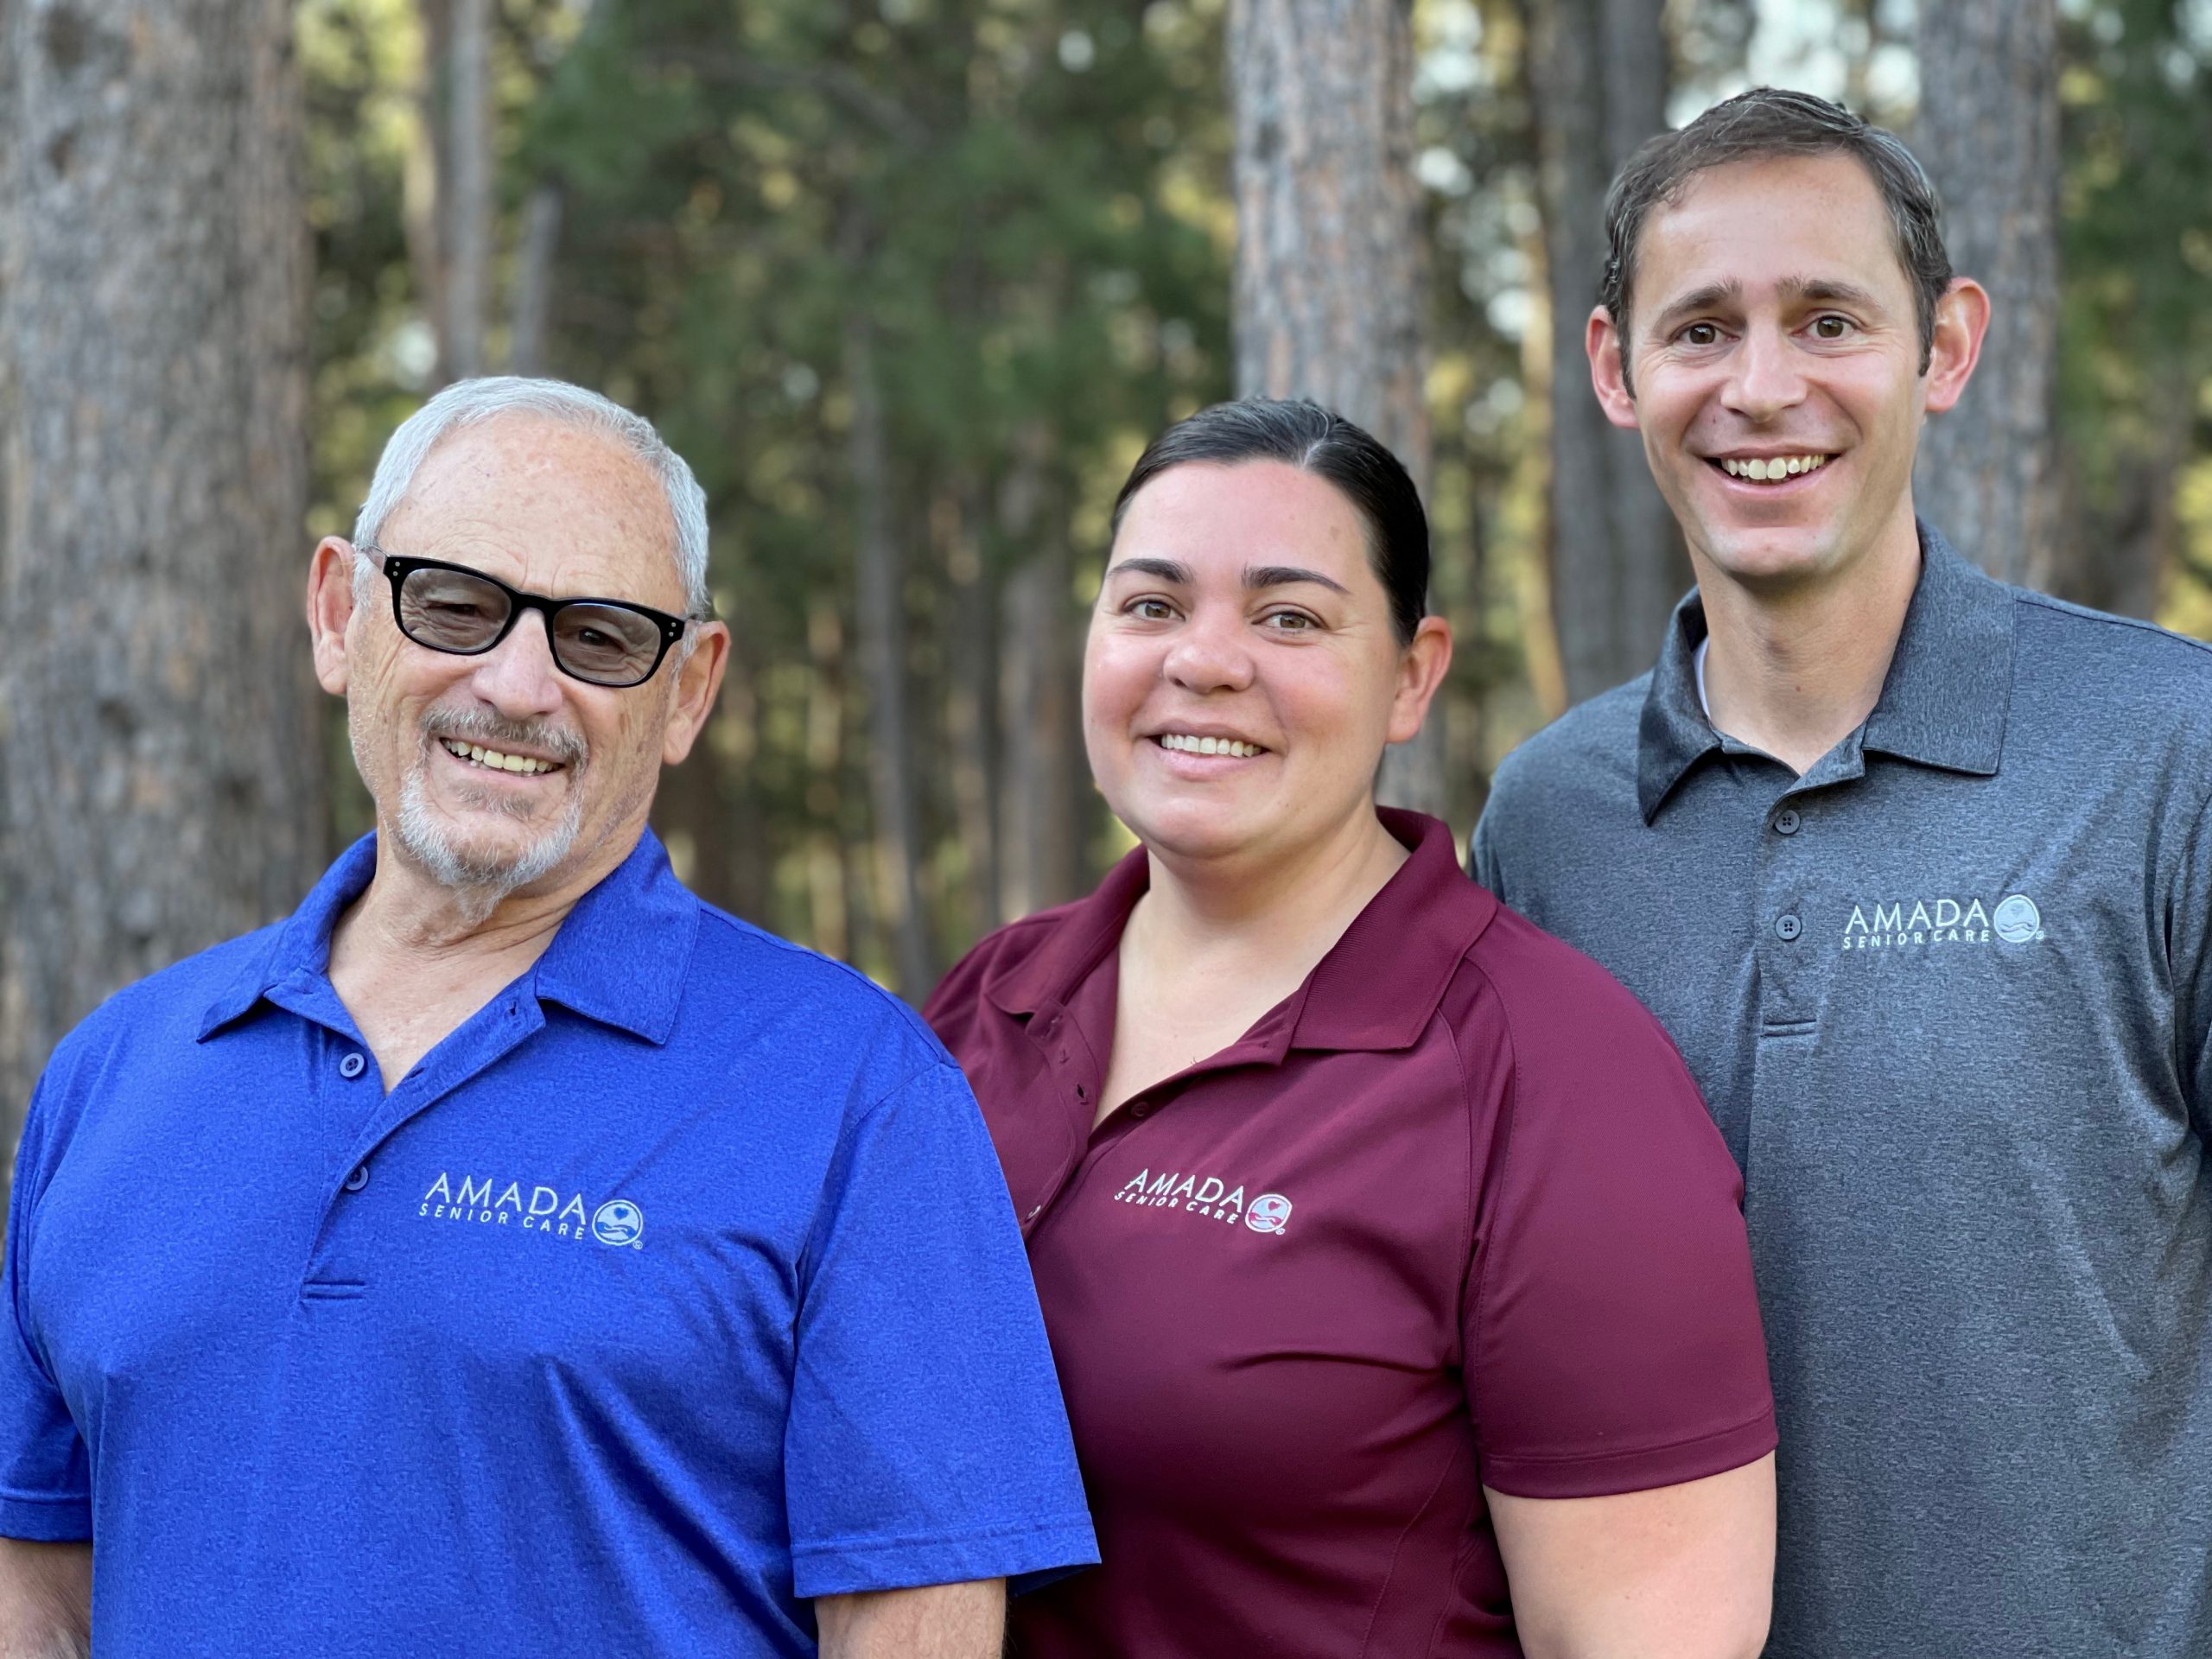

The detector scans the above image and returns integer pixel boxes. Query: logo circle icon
[1993,894,2042,944]
[1246,1194,1293,1236]
[592,1199,644,1248]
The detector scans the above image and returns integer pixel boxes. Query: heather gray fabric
[1472,524,2212,1659]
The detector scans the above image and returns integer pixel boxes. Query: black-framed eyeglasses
[363,550,695,689]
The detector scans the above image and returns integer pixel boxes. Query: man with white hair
[0,378,1096,1657]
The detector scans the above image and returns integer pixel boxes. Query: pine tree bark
[1913,0,2059,589]
[938,483,1001,938]
[441,0,493,381]
[1529,0,1686,706]
[1227,0,1446,818]
[508,184,563,378]
[844,306,934,1000]
[995,434,1083,921]
[0,0,324,1171]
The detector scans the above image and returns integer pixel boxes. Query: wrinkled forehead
[1638,152,1911,313]
[380,413,685,606]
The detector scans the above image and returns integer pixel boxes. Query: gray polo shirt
[1472,525,2212,1659]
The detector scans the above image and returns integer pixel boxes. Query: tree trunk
[938,483,1000,940]
[996,436,1083,920]
[508,183,563,378]
[710,625,772,925]
[1913,0,2059,589]
[440,0,493,381]
[0,0,324,1175]
[844,308,934,1000]
[804,596,852,962]
[1529,0,1685,707]
[2056,373,2189,620]
[404,0,451,352]
[1227,0,1446,818]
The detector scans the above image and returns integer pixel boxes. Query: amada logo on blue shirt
[590,1200,645,1248]
[419,1172,645,1248]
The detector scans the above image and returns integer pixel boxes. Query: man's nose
[1161,607,1256,695]
[467,609,568,717]
[1723,325,1808,422]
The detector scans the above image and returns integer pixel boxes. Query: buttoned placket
[1746,758,1818,1039]
[263,969,548,1300]
[1018,995,1291,1244]
[1015,1001,1105,1232]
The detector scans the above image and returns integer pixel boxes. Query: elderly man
[0,378,1096,1656]
[1473,90,2212,1658]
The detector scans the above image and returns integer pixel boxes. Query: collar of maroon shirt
[979,807,1498,1062]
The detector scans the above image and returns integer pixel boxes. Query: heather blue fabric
[1471,525,2212,1659]
[0,830,1095,1657]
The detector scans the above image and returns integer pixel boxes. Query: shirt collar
[1637,519,2016,821]
[982,850,1149,1022]
[198,828,698,1045]
[530,830,699,1042]
[198,834,381,1039]
[982,810,1497,1056]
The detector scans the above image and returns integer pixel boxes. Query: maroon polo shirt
[925,810,1775,1658]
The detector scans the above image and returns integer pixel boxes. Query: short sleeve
[784,1058,1096,1599]
[1465,971,1775,1499]
[0,1079,92,1541]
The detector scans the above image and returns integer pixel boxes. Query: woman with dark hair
[925,398,1777,1659]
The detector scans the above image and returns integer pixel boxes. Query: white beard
[393,766,586,923]
[353,708,591,924]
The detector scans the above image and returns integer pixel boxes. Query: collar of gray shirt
[1636,519,2017,823]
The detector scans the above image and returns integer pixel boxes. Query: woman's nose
[1160,607,1256,694]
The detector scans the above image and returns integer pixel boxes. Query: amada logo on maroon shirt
[1113,1168,1293,1234]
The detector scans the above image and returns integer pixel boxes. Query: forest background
[2,0,2209,1161]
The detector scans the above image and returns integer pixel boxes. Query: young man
[1473,89,2212,1657]
[0,378,1096,1657]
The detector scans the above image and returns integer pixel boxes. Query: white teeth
[1160,733,1262,759]
[1721,454,1827,481]
[441,737,556,775]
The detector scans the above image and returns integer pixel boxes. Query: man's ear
[1586,306,1639,430]
[1923,276,1991,415]
[661,620,732,766]
[306,537,361,696]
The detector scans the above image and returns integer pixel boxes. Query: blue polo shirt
[0,831,1096,1657]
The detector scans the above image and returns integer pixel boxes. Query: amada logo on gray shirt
[1838,892,2042,952]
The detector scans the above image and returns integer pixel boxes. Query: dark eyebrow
[1244,564,1350,595]
[1103,556,1191,583]
[1778,276,1886,312]
[1104,557,1350,596]
[1651,279,1742,333]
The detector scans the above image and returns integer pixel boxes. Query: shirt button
[338,1052,367,1080]
[1026,1205,1043,1223]
[342,1163,371,1193]
[1775,913,1802,942]
[1129,1101,1153,1119]
[1773,808,1802,836]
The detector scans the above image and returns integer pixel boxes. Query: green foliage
[298,0,2212,978]
[2056,0,2212,623]
[302,0,1236,975]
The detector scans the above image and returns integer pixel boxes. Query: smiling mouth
[1710,453,1832,483]
[1155,733,1266,759]
[439,737,563,776]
